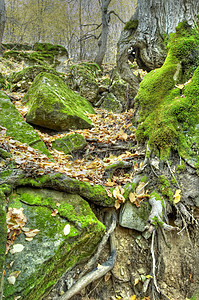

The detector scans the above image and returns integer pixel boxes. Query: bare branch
[108,10,126,24]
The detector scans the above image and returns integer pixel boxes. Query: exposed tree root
[59,211,117,300]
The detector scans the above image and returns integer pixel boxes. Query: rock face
[4,187,105,300]
[24,72,95,131]
[0,91,50,156]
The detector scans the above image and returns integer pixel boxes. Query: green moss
[135,22,199,160]
[177,159,186,172]
[24,72,95,131]
[158,176,173,202]
[124,20,139,31]
[0,91,51,157]
[16,173,115,206]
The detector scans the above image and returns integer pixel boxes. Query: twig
[166,160,180,189]
[151,230,160,293]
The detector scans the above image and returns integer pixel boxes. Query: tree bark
[95,0,111,67]
[0,0,5,54]
[117,0,199,89]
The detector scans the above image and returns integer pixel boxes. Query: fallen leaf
[51,209,58,217]
[63,224,71,236]
[104,272,111,282]
[10,244,24,254]
[7,275,16,285]
[134,278,139,285]
[173,189,181,204]
[129,192,136,203]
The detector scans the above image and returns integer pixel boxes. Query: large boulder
[0,91,50,157]
[4,187,105,300]
[24,72,95,131]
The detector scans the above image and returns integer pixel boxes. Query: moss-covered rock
[100,92,123,113]
[24,72,95,131]
[69,62,101,104]
[0,91,50,157]
[4,187,105,300]
[8,65,60,92]
[52,133,87,155]
[33,42,68,57]
[135,22,199,160]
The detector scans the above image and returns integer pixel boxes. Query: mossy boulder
[100,92,123,113]
[33,42,68,57]
[135,22,199,160]
[3,50,54,66]
[52,133,87,155]
[0,91,50,157]
[8,65,60,92]
[4,187,105,300]
[69,62,101,104]
[24,72,95,131]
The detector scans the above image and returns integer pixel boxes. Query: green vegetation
[124,19,139,31]
[135,22,199,161]
[158,176,173,202]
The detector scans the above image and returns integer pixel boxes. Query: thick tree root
[59,211,117,300]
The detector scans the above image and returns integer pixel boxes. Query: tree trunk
[117,0,199,90]
[95,0,111,68]
[0,0,5,54]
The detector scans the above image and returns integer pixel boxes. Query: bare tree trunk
[95,0,111,67]
[0,0,5,54]
[117,0,199,92]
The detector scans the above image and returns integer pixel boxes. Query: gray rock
[119,201,150,232]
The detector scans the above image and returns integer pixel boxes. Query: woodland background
[3,0,136,63]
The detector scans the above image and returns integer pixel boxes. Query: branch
[108,10,126,24]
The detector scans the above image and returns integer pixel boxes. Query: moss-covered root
[148,193,176,231]
[0,190,7,299]
[16,173,115,207]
